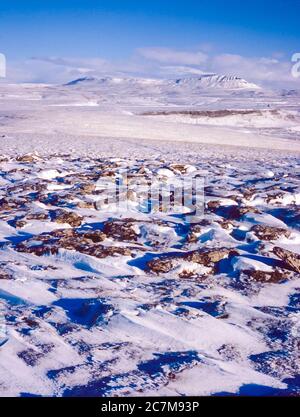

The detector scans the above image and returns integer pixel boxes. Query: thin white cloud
[211,53,296,86]
[2,48,299,89]
[158,65,210,77]
[31,56,110,69]
[137,47,208,65]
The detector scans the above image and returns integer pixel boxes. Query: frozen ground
[0,78,299,397]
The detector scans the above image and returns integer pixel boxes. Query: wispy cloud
[2,47,299,89]
[210,53,295,86]
[4,56,114,83]
[137,47,208,65]
[158,65,210,77]
[31,56,111,72]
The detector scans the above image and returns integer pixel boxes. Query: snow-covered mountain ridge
[65,74,260,91]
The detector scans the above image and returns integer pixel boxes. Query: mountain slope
[65,74,260,91]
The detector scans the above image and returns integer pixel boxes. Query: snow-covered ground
[0,77,299,397]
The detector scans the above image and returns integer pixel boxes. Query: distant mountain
[171,74,260,90]
[65,77,97,86]
[281,89,299,97]
[61,74,261,106]
[65,74,260,91]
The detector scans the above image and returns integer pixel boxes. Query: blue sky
[0,0,299,85]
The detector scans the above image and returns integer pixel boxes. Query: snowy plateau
[0,74,299,397]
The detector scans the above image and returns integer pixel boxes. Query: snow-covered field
[0,77,299,397]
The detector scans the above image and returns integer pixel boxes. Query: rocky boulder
[273,247,300,273]
[251,225,291,241]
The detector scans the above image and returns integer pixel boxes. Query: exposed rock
[16,228,130,259]
[186,233,199,244]
[207,202,259,219]
[16,153,41,163]
[244,269,290,283]
[190,224,202,234]
[147,248,234,274]
[185,248,234,266]
[17,349,44,366]
[26,212,49,221]
[0,198,24,211]
[96,246,132,258]
[227,205,260,219]
[207,200,221,211]
[0,270,12,280]
[251,225,291,241]
[7,182,47,194]
[137,166,149,175]
[103,219,139,241]
[77,201,96,209]
[216,219,234,230]
[101,170,116,177]
[81,230,106,243]
[78,183,96,194]
[170,164,189,174]
[226,194,243,203]
[218,344,242,361]
[22,317,39,328]
[147,258,173,273]
[242,188,256,201]
[186,224,202,243]
[266,191,285,204]
[14,219,27,228]
[273,247,300,273]
[16,243,59,257]
[126,190,137,202]
[50,228,76,238]
[143,109,261,117]
[178,270,198,279]
[51,209,83,227]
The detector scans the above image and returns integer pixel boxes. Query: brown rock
[251,225,291,241]
[186,224,202,243]
[15,220,27,228]
[170,164,188,174]
[16,244,59,256]
[78,183,96,194]
[103,219,139,241]
[16,227,129,259]
[0,270,12,280]
[81,230,106,243]
[51,228,76,238]
[16,153,41,163]
[147,248,234,274]
[243,188,256,201]
[207,200,221,211]
[26,212,49,221]
[77,201,96,209]
[227,205,259,219]
[245,269,290,283]
[147,258,173,273]
[266,192,285,204]
[22,317,39,328]
[51,209,83,227]
[0,198,22,211]
[179,270,198,279]
[273,247,300,273]
[216,220,234,230]
[185,248,233,266]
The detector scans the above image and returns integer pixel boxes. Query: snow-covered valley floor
[0,81,299,397]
